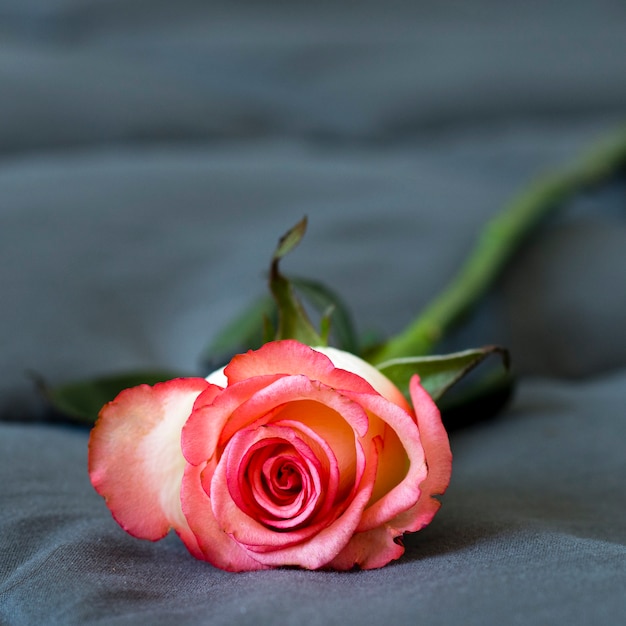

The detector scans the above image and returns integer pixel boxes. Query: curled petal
[181,463,268,571]
[210,423,365,553]
[224,340,336,384]
[314,346,411,413]
[410,376,452,497]
[272,419,340,520]
[342,392,426,533]
[224,340,380,398]
[182,374,283,466]
[225,428,324,529]
[337,376,452,569]
[88,378,211,540]
[232,437,379,570]
[390,375,452,533]
[184,374,371,478]
[327,525,405,571]
[224,375,370,441]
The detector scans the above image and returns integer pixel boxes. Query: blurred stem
[371,126,626,364]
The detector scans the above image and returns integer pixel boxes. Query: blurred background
[1,0,625,418]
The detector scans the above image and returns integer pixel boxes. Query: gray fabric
[2,374,626,626]
[1,1,626,624]
[0,373,626,625]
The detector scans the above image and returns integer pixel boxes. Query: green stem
[371,126,626,364]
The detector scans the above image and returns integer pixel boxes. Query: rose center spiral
[230,434,324,531]
[272,461,302,493]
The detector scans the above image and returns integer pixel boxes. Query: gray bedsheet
[1,2,625,624]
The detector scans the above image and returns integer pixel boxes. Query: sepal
[376,345,510,401]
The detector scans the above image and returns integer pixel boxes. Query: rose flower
[88,340,452,571]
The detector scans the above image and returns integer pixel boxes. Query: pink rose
[88,340,451,571]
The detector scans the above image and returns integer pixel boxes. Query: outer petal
[184,374,370,471]
[330,377,452,569]
[220,375,370,443]
[224,340,379,397]
[343,392,427,533]
[88,378,212,540]
[224,340,336,383]
[182,433,376,571]
[182,374,284,466]
[390,375,452,533]
[327,525,405,571]
[181,463,269,571]
[205,367,228,387]
[314,346,411,413]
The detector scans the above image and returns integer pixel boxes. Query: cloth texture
[1,1,625,624]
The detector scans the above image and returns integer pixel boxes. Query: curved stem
[371,126,626,364]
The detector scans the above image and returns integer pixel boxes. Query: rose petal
[410,375,452,496]
[209,423,363,551]
[224,340,378,397]
[205,367,227,387]
[182,373,284,466]
[366,422,410,505]
[181,463,268,571]
[389,375,452,533]
[340,392,427,533]
[225,428,323,529]
[224,340,335,383]
[88,378,211,540]
[252,454,310,523]
[231,437,379,570]
[335,377,452,569]
[222,375,370,442]
[327,525,405,570]
[272,418,340,519]
[314,346,411,413]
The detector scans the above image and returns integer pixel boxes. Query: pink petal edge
[346,391,427,533]
[88,378,210,540]
[181,463,270,571]
[390,375,452,533]
[234,436,379,570]
[330,376,452,569]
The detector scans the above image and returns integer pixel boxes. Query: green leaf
[201,274,359,370]
[270,218,324,346]
[37,369,188,425]
[438,368,515,431]
[203,218,358,356]
[376,345,510,401]
[290,276,359,353]
[319,307,333,345]
[273,216,308,262]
